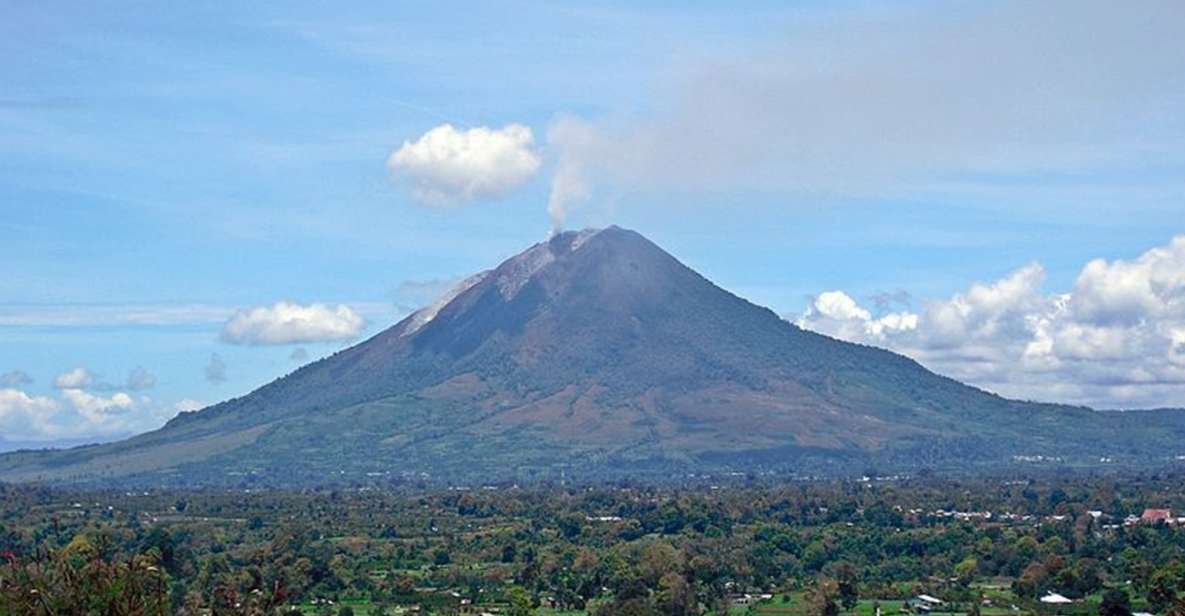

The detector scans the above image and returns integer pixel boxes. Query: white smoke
[539,0,1185,228]
[545,116,602,233]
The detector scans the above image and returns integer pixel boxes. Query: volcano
[4,226,1184,485]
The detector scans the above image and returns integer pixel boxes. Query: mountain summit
[4,226,1184,485]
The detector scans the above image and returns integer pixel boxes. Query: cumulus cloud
[0,385,173,442]
[54,367,94,389]
[1069,239,1185,326]
[0,388,60,438]
[796,236,1185,409]
[801,291,919,343]
[205,353,227,384]
[387,123,541,207]
[0,364,190,441]
[61,389,135,423]
[50,366,159,392]
[0,370,33,388]
[221,301,365,345]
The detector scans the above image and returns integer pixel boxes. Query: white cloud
[220,301,365,345]
[0,386,178,442]
[50,366,157,393]
[61,389,135,423]
[1068,236,1185,326]
[796,235,1185,409]
[798,291,917,343]
[387,123,541,207]
[0,388,60,438]
[53,367,94,389]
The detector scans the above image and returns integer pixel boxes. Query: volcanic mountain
[4,226,1184,485]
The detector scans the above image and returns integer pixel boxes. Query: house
[908,594,945,613]
[1039,593,1073,605]
[1141,508,1173,524]
[729,593,773,606]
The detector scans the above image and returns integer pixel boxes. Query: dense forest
[3,475,1185,615]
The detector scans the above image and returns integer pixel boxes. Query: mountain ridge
[4,226,1185,486]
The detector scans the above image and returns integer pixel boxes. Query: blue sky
[2,1,1184,445]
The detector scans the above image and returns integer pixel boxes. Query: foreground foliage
[2,475,1185,615]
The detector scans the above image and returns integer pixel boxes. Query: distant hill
[0,434,130,454]
[4,226,1185,486]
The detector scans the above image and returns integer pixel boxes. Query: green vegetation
[3,476,1185,614]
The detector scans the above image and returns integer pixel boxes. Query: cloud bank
[797,236,1185,409]
[1,381,180,443]
[221,301,365,345]
[388,123,541,207]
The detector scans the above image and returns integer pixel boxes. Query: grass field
[286,583,1149,616]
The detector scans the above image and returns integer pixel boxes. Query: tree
[1099,588,1132,616]
[656,573,697,616]
[807,579,840,616]
[835,563,860,610]
[955,557,978,587]
[508,585,536,616]
[803,542,828,573]
[1148,563,1185,614]
[639,542,682,587]
[1013,563,1047,599]
[393,574,416,595]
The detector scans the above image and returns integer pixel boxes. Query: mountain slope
[4,227,1185,485]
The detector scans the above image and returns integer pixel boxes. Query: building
[1141,508,1173,524]
[1040,593,1073,605]
[908,595,945,613]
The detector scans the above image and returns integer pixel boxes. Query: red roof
[1141,508,1172,522]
